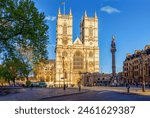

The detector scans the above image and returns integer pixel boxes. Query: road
[40,86,150,101]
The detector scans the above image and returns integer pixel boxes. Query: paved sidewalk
[83,86,150,96]
[127,88,150,96]
[0,88,88,101]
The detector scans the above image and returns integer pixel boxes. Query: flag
[61,2,65,4]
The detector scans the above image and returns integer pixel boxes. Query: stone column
[111,35,117,77]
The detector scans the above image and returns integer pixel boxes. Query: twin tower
[55,8,100,86]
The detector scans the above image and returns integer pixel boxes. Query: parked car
[96,82,103,86]
[38,82,47,88]
[30,82,39,87]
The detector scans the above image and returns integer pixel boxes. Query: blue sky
[34,0,150,73]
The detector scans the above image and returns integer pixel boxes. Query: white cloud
[45,16,56,21]
[101,6,120,14]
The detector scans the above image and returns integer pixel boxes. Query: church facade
[55,9,100,86]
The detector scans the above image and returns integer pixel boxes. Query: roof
[73,37,82,45]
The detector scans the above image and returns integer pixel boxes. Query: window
[62,51,67,57]
[89,52,93,58]
[89,27,93,36]
[63,24,67,35]
[62,38,68,45]
[73,51,83,70]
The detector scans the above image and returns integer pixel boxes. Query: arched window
[89,51,93,58]
[89,27,93,36]
[62,51,67,57]
[73,51,83,70]
[63,24,67,35]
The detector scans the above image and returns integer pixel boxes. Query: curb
[38,90,89,100]
[119,91,150,96]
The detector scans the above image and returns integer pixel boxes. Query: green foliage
[0,57,33,85]
[0,0,49,85]
[0,0,48,61]
[0,58,20,85]
[26,80,31,87]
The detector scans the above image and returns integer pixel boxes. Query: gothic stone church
[55,9,100,86]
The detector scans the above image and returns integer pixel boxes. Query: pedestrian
[78,81,81,92]
[63,84,66,90]
[30,84,33,90]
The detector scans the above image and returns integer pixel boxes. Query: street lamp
[86,72,89,86]
[59,69,60,88]
[139,51,147,92]
[62,56,66,90]
[129,62,134,85]
[69,57,73,87]
[148,59,150,86]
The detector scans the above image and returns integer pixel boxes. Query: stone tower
[80,11,99,72]
[56,8,72,46]
[80,11,98,47]
[55,8,73,85]
[111,35,116,77]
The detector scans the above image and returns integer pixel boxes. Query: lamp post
[148,59,150,87]
[69,57,72,87]
[142,60,145,92]
[70,61,71,87]
[69,46,71,87]
[86,72,89,86]
[129,62,134,84]
[139,58,145,92]
[139,51,147,92]
[59,69,60,88]
[62,56,66,90]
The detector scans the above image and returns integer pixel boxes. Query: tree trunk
[8,80,11,86]
[26,76,29,81]
[13,78,16,86]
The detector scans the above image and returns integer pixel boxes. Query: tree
[0,0,48,61]
[0,57,32,86]
[0,58,22,85]
[0,66,11,85]
[19,58,32,81]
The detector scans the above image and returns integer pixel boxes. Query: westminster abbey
[55,8,100,86]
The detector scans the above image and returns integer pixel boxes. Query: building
[116,72,124,85]
[82,72,111,86]
[123,45,150,85]
[55,9,100,86]
[34,60,55,85]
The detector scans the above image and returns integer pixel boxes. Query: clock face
[63,38,68,45]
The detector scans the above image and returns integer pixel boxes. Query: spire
[94,11,97,19]
[84,10,87,17]
[58,7,61,15]
[69,8,72,15]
